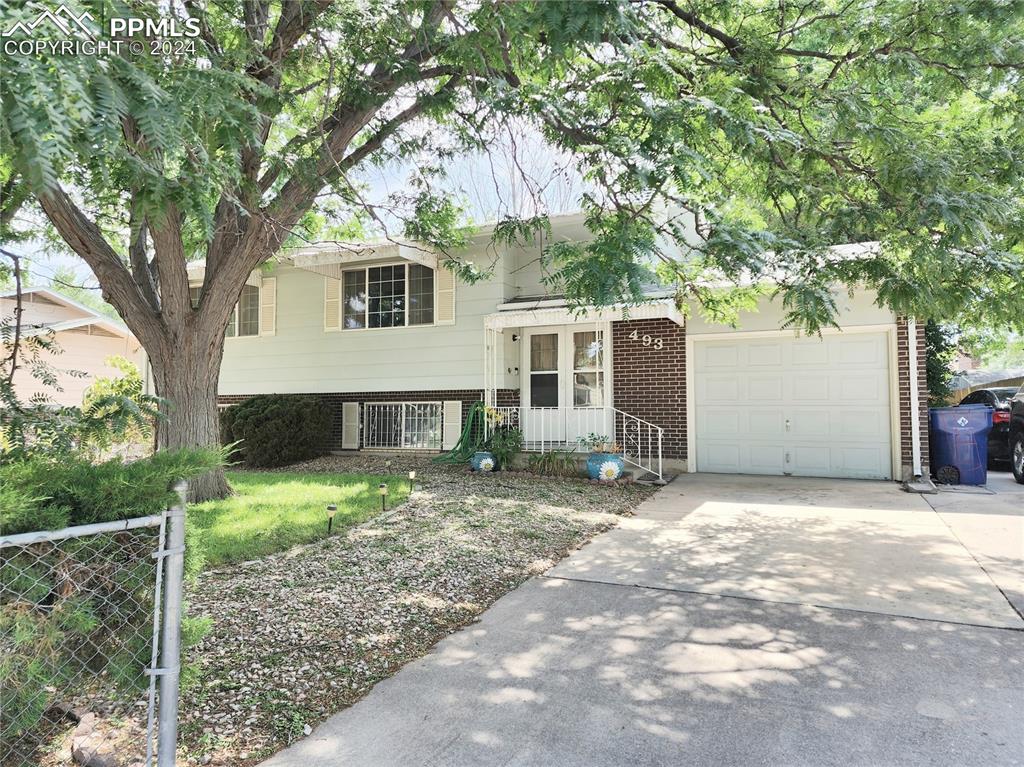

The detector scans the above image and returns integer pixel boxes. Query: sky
[5,124,588,297]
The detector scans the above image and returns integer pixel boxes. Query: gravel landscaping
[179,455,655,765]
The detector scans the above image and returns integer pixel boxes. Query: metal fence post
[157,482,187,767]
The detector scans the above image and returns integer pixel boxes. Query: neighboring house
[0,287,144,407]
[202,212,929,482]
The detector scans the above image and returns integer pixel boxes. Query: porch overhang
[289,240,438,279]
[484,298,684,331]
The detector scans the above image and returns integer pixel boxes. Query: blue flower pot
[587,452,624,481]
[471,451,497,472]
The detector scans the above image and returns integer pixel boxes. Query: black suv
[1011,384,1024,484]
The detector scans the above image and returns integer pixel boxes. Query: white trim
[486,299,683,331]
[495,290,676,312]
[907,318,923,478]
[685,323,900,479]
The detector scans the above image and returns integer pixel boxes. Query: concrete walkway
[262,474,1024,767]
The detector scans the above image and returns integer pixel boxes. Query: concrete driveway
[262,474,1024,767]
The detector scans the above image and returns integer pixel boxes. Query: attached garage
[689,329,897,480]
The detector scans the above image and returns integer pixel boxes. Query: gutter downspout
[907,318,923,479]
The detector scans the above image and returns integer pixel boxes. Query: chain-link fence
[1,485,185,767]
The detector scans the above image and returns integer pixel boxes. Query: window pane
[573,331,602,369]
[573,372,603,407]
[530,373,559,407]
[225,307,236,337]
[343,270,367,330]
[189,286,201,309]
[404,403,442,448]
[408,264,434,325]
[365,404,402,447]
[368,265,405,328]
[237,284,260,336]
[530,334,558,371]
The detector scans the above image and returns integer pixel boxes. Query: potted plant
[488,426,523,470]
[580,433,625,481]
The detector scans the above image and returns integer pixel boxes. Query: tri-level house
[201,212,929,483]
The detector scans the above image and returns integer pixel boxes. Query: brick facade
[896,317,931,479]
[611,318,687,459]
[219,389,488,451]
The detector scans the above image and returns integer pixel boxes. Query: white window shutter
[435,266,455,325]
[442,400,462,449]
[259,277,276,336]
[341,402,360,449]
[324,277,341,331]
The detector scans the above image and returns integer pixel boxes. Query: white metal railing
[364,402,443,449]
[486,406,663,480]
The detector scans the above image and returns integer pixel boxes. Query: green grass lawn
[190,471,410,566]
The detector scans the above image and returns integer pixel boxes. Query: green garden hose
[433,400,488,464]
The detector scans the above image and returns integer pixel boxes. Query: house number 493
[629,329,664,350]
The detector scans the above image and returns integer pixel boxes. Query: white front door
[522,325,611,447]
[693,331,895,479]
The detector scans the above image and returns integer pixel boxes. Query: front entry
[521,324,612,448]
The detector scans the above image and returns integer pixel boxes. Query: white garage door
[694,332,894,480]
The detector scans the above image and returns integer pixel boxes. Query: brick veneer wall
[611,318,687,459]
[896,317,930,480]
[219,389,501,450]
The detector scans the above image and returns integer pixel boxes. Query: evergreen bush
[220,395,331,467]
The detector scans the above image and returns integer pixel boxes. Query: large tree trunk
[149,325,231,502]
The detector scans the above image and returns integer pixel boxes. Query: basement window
[364,402,442,449]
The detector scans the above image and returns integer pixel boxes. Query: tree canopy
[3,0,1023,330]
[3,0,1023,497]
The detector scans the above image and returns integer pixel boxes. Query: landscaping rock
[182,456,655,765]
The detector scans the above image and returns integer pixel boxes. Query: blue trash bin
[929,405,993,485]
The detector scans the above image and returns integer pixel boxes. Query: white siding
[217,258,506,395]
[685,289,895,335]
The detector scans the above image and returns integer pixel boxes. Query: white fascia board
[485,299,683,330]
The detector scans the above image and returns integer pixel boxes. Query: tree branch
[37,186,164,348]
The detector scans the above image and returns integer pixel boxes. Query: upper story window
[190,283,262,337]
[342,263,434,330]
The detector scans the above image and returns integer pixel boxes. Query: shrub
[0,447,224,535]
[0,447,222,753]
[487,426,523,469]
[220,394,331,468]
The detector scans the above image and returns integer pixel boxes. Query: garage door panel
[834,446,889,477]
[699,375,740,402]
[791,445,832,474]
[694,332,893,480]
[748,410,785,437]
[747,444,787,472]
[700,443,741,473]
[837,409,890,438]
[703,344,740,367]
[837,336,885,366]
[839,375,887,401]
[790,410,831,438]
[747,374,784,401]
[747,343,783,366]
[792,375,831,400]
[702,408,741,435]
[791,339,830,366]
